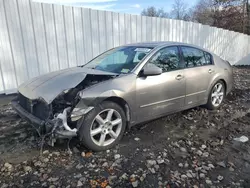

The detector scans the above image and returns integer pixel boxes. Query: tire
[77,101,126,151]
[205,80,225,110]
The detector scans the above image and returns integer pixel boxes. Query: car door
[180,46,215,106]
[135,46,186,122]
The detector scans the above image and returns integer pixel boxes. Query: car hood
[18,67,118,104]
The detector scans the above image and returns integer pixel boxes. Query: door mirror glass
[141,63,162,76]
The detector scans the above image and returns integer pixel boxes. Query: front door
[180,46,215,106]
[136,46,186,122]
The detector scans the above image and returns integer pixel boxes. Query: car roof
[124,41,173,48]
[123,41,212,54]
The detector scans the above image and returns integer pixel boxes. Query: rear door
[180,46,215,106]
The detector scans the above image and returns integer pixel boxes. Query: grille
[18,93,50,120]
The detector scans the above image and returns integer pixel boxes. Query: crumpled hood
[18,67,117,104]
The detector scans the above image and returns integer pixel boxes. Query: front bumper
[12,99,45,133]
[11,99,77,138]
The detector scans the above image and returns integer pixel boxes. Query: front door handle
[208,69,214,74]
[175,75,184,80]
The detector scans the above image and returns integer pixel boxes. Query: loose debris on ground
[1,67,250,188]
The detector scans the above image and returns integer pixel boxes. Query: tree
[248,0,250,34]
[141,6,168,18]
[170,0,190,20]
[191,0,214,25]
[213,0,245,33]
[191,0,247,33]
[243,0,250,34]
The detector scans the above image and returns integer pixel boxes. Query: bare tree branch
[141,6,168,18]
[191,0,248,33]
[170,0,190,20]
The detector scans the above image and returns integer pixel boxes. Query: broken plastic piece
[56,107,77,133]
[233,136,249,143]
[56,130,77,138]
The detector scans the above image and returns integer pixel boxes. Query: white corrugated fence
[0,0,250,94]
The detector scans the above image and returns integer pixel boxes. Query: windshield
[83,46,153,74]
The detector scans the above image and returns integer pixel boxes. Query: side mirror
[141,64,162,76]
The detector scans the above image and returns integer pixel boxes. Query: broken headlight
[70,107,94,121]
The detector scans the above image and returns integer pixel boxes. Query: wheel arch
[208,76,228,96]
[205,78,227,110]
[103,96,132,129]
[219,79,227,93]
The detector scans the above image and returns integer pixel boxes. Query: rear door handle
[175,75,184,80]
[208,69,214,74]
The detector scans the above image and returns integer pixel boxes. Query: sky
[33,0,198,15]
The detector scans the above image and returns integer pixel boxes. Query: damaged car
[12,42,233,151]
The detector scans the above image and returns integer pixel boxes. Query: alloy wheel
[211,83,224,107]
[90,109,122,146]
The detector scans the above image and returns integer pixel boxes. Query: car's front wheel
[77,101,126,151]
[206,80,225,110]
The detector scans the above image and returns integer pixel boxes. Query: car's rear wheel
[77,101,126,151]
[206,80,225,110]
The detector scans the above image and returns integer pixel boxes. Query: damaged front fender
[73,74,137,125]
[72,89,131,122]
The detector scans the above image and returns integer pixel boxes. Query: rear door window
[181,47,208,68]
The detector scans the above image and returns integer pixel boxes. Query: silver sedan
[12,42,233,151]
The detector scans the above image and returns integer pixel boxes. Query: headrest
[138,53,146,61]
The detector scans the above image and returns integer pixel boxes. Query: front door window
[147,46,181,72]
